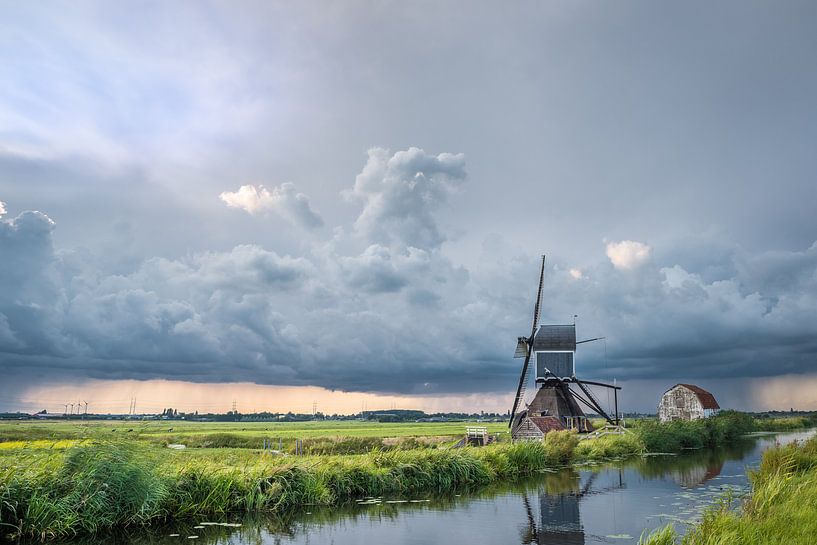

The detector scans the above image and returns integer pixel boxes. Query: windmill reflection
[521,469,625,545]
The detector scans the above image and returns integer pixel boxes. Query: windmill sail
[508,255,546,428]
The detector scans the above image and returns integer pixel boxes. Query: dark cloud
[1,149,816,399]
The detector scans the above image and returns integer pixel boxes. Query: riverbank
[0,413,808,541]
[641,433,817,544]
[1,432,581,540]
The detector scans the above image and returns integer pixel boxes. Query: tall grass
[574,432,645,461]
[0,432,578,540]
[0,442,167,540]
[641,435,817,545]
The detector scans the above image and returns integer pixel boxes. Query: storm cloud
[1,148,816,397]
[1,2,816,409]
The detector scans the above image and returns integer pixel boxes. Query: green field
[0,419,510,454]
[0,419,508,437]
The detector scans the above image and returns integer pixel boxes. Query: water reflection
[37,431,813,545]
[634,438,755,488]
[521,470,626,545]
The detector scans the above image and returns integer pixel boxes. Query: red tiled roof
[527,416,564,433]
[677,384,720,410]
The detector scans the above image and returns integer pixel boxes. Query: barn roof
[670,384,721,410]
[527,415,564,433]
[533,324,576,351]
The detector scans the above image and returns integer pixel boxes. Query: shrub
[634,411,757,453]
[574,433,645,461]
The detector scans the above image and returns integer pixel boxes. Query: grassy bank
[0,431,578,540]
[641,434,817,545]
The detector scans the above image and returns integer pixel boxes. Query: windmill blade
[509,255,547,428]
[508,345,533,427]
[530,255,546,336]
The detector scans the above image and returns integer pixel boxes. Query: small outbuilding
[658,384,720,422]
[513,415,567,440]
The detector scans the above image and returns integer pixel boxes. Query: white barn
[658,384,720,422]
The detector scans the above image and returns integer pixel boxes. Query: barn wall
[658,386,705,422]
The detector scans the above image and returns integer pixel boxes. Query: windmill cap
[533,324,576,351]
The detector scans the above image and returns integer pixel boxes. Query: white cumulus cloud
[220,182,323,229]
[606,240,652,270]
[0,201,6,217]
[345,147,466,250]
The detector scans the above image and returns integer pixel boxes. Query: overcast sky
[1,1,816,414]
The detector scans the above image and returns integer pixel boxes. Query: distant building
[658,384,720,422]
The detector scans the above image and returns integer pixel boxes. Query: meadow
[0,419,509,453]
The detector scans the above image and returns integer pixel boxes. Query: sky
[1,1,816,415]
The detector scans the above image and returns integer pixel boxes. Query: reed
[0,441,167,540]
[574,432,645,461]
[0,433,578,540]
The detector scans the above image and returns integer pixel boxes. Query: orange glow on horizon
[18,379,512,415]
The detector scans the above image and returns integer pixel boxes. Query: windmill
[509,255,621,438]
